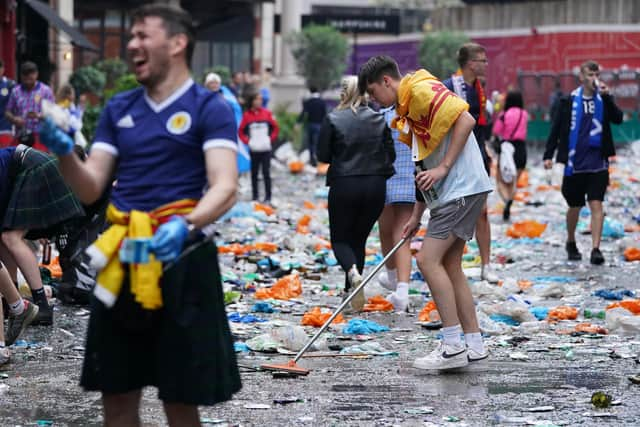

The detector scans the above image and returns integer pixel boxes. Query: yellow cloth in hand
[86,200,197,310]
[392,69,469,161]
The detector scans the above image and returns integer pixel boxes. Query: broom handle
[293,230,418,363]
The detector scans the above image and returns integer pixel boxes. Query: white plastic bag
[499,141,517,183]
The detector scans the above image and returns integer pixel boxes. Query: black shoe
[566,241,582,261]
[31,303,53,326]
[590,248,605,265]
[503,200,513,221]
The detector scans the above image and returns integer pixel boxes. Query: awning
[25,0,98,51]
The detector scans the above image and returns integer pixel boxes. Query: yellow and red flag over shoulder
[392,69,468,161]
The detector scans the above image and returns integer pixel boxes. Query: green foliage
[103,73,140,101]
[287,25,349,92]
[69,66,106,95]
[95,58,128,88]
[274,103,302,150]
[201,65,231,86]
[418,31,470,79]
[80,104,102,144]
[83,72,139,142]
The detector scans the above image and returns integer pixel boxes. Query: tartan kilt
[2,148,84,235]
[81,239,242,405]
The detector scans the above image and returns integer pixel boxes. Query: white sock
[386,267,398,284]
[0,341,5,348]
[441,324,464,348]
[465,332,485,353]
[395,281,409,298]
[9,299,24,316]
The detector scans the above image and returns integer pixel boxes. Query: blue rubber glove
[39,117,74,156]
[150,215,190,262]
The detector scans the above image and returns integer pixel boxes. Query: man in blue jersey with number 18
[39,4,241,426]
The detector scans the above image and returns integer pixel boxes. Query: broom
[260,232,417,376]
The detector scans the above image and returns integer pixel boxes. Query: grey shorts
[426,193,488,241]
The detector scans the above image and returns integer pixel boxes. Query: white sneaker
[378,271,396,291]
[413,342,469,370]
[0,347,10,367]
[347,267,365,311]
[467,347,489,362]
[386,292,409,312]
[481,265,499,284]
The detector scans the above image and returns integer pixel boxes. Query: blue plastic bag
[342,319,390,335]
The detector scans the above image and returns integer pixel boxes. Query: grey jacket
[317,106,395,186]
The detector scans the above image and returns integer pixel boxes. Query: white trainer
[413,342,469,370]
[467,347,489,362]
[481,264,499,284]
[386,292,409,312]
[347,267,365,311]
[377,271,396,291]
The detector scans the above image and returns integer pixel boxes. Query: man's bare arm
[184,148,238,228]
[57,149,117,205]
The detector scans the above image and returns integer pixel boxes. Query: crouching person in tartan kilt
[39,4,241,426]
[0,144,84,326]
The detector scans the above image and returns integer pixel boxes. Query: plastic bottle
[584,308,606,319]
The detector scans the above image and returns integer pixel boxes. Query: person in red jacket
[238,90,279,203]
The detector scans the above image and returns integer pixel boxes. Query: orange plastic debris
[516,170,529,188]
[363,295,394,312]
[296,214,311,234]
[517,279,533,291]
[254,242,278,253]
[40,256,62,279]
[255,274,303,300]
[289,160,304,173]
[606,299,640,314]
[547,306,578,322]
[303,200,316,209]
[513,191,530,202]
[574,322,608,335]
[624,247,640,261]
[506,220,547,238]
[418,300,441,322]
[254,202,275,216]
[301,306,345,326]
[313,238,332,251]
[218,243,251,255]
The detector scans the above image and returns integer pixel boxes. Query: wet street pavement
[2,145,640,426]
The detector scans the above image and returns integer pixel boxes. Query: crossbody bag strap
[507,109,524,141]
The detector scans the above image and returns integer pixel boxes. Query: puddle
[488,367,619,394]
